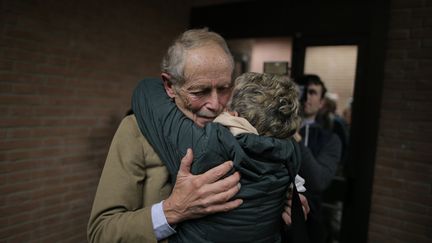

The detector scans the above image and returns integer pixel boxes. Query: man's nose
[206,90,220,111]
[306,92,313,102]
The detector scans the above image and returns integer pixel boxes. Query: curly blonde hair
[229,72,300,139]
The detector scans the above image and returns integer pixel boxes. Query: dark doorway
[293,36,363,243]
[190,1,390,242]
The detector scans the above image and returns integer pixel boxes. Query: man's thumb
[179,148,193,174]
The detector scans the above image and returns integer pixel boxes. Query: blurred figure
[316,93,351,243]
[317,94,349,173]
[295,74,343,243]
[342,97,353,127]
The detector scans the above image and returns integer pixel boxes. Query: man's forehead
[182,45,233,86]
[307,84,322,92]
[183,77,232,89]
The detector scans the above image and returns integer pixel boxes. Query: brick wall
[369,0,432,242]
[0,0,190,242]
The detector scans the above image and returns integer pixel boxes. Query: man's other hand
[282,192,310,225]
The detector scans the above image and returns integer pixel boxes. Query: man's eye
[190,91,207,96]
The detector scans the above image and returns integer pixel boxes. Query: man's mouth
[199,116,216,120]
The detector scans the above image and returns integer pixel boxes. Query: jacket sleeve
[132,78,211,179]
[87,116,162,243]
[299,134,342,193]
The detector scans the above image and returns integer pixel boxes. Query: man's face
[302,83,324,119]
[165,44,233,127]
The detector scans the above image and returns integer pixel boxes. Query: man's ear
[319,98,325,109]
[161,73,176,98]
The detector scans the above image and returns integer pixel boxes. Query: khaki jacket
[88,115,172,243]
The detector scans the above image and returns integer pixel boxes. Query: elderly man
[88,29,308,243]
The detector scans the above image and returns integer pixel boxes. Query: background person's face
[302,83,324,118]
[173,45,233,127]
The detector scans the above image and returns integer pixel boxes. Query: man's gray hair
[161,28,234,86]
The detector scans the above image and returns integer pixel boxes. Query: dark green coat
[132,78,301,243]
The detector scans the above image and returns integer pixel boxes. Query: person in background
[317,94,349,172]
[342,97,353,128]
[295,74,342,243]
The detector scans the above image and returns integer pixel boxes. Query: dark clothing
[332,116,349,174]
[316,113,350,175]
[299,123,342,194]
[132,78,301,243]
[299,123,342,243]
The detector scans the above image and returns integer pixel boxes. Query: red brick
[5,147,62,161]
[411,8,432,17]
[0,222,36,239]
[32,202,69,218]
[46,56,68,66]
[2,48,47,63]
[7,232,33,242]
[402,201,428,215]
[6,169,33,182]
[0,95,44,106]
[0,200,41,218]
[397,149,432,164]
[369,213,404,229]
[0,180,41,195]
[38,65,71,76]
[5,29,45,42]
[407,48,432,58]
[388,29,410,40]
[37,85,75,96]
[7,212,33,226]
[0,82,13,94]
[0,139,43,150]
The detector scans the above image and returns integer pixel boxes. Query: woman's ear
[226,110,238,117]
[161,73,176,98]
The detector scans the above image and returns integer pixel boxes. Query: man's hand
[282,192,310,225]
[163,148,243,225]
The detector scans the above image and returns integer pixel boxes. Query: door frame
[291,34,369,242]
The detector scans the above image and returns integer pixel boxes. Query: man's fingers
[282,204,292,225]
[302,206,308,220]
[201,172,240,195]
[286,198,292,207]
[282,211,292,225]
[179,148,193,175]
[299,194,310,216]
[199,160,234,184]
[299,194,310,219]
[284,205,291,216]
[282,213,291,225]
[202,199,243,214]
[286,187,293,199]
[198,179,241,207]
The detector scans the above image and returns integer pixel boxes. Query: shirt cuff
[151,201,176,240]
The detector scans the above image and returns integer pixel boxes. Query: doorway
[190,1,390,242]
[228,36,357,243]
